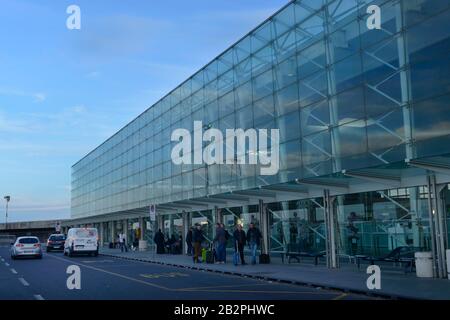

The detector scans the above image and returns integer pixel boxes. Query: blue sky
[0,0,288,222]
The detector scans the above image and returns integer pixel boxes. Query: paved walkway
[99,247,450,300]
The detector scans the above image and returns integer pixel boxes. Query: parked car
[11,236,42,259]
[46,234,66,252]
[64,228,99,257]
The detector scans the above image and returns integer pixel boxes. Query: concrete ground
[0,247,373,300]
[99,247,450,300]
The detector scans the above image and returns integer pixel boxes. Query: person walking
[119,232,128,253]
[186,227,193,256]
[247,223,262,265]
[233,224,247,265]
[192,224,205,263]
[214,223,227,264]
[153,229,165,254]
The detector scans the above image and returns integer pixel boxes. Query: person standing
[186,227,193,256]
[247,223,262,265]
[119,232,128,253]
[192,224,205,263]
[153,229,165,254]
[233,224,247,265]
[214,223,227,264]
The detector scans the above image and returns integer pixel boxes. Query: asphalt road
[0,247,374,300]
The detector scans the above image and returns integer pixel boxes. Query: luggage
[201,248,207,262]
[205,243,215,264]
[259,253,271,264]
[206,250,215,264]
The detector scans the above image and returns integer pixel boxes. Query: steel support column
[139,217,145,241]
[259,200,270,255]
[428,174,448,278]
[324,189,338,268]
[214,206,223,225]
[99,222,104,247]
[182,211,191,255]
[123,219,128,244]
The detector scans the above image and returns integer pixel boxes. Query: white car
[64,228,99,257]
[11,236,43,259]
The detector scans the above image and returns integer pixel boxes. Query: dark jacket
[247,227,262,245]
[214,227,227,244]
[154,231,165,245]
[186,230,193,244]
[193,228,205,243]
[233,229,247,246]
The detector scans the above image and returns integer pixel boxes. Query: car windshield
[74,229,97,238]
[50,236,66,241]
[18,238,39,244]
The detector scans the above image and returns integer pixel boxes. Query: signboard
[149,204,156,222]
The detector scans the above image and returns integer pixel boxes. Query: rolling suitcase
[205,243,215,264]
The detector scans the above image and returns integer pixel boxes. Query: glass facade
[70,0,450,266]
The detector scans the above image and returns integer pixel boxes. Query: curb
[99,252,419,300]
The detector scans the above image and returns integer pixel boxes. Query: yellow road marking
[333,293,349,300]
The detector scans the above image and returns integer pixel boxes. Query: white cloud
[86,71,101,79]
[0,86,46,103]
[33,93,46,102]
[0,112,40,133]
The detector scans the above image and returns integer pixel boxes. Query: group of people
[153,223,263,265]
[185,222,262,265]
[153,230,182,254]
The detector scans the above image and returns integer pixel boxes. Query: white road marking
[34,294,45,300]
[10,268,17,274]
[5,263,10,267]
[18,278,29,286]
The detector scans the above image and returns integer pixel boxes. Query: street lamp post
[4,196,10,231]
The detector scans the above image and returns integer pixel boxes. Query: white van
[64,228,99,257]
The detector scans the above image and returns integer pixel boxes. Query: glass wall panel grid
[72,0,450,220]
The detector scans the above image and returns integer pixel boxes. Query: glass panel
[274,82,299,116]
[218,91,235,118]
[269,199,326,258]
[235,81,253,110]
[274,55,297,90]
[337,188,432,258]
[251,21,272,53]
[278,111,301,143]
[253,68,274,101]
[413,93,450,142]
[300,98,329,136]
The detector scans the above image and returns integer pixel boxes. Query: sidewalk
[99,247,450,300]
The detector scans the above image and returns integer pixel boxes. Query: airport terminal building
[65,0,450,277]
